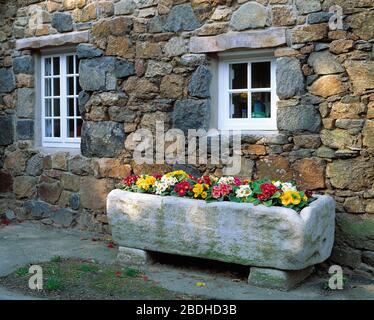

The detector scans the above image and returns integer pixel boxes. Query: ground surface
[0,221,373,300]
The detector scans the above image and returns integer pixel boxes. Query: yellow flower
[291,192,301,205]
[281,191,302,206]
[201,191,208,199]
[136,175,156,191]
[165,170,188,180]
[280,191,293,206]
[302,195,308,202]
[193,183,204,198]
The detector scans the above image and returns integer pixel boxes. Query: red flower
[152,173,163,180]
[123,175,139,186]
[305,190,313,198]
[174,181,192,197]
[107,242,115,249]
[115,271,122,278]
[257,183,279,201]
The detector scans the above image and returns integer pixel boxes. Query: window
[218,55,277,131]
[41,53,82,148]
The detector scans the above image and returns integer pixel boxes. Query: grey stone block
[277,105,321,133]
[17,120,34,140]
[248,266,314,291]
[17,88,35,118]
[276,57,305,99]
[188,65,212,98]
[173,99,210,135]
[117,246,150,266]
[164,4,201,32]
[13,56,34,74]
[0,68,16,93]
[229,2,268,31]
[51,12,74,33]
[81,121,125,158]
[0,115,14,146]
[76,44,104,59]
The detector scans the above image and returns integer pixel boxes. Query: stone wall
[0,0,373,275]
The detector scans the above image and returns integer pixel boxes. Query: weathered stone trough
[107,190,335,290]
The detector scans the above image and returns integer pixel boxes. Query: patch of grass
[45,277,61,291]
[79,264,99,273]
[124,267,140,277]
[0,259,202,300]
[50,256,62,263]
[15,267,29,277]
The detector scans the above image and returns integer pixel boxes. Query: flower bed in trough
[107,171,335,290]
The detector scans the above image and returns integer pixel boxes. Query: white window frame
[41,52,81,148]
[218,53,278,131]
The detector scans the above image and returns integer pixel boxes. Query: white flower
[272,181,282,188]
[281,182,297,192]
[218,176,235,185]
[155,181,169,195]
[161,175,178,186]
[235,185,253,198]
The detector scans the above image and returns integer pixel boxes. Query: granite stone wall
[0,0,373,275]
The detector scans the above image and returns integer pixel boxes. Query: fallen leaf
[196,282,206,287]
[107,242,115,249]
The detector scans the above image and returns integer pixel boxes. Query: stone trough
[107,190,335,290]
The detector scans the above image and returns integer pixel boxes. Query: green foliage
[15,267,29,277]
[124,267,140,277]
[50,256,62,263]
[45,277,61,291]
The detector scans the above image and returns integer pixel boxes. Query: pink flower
[220,183,232,196]
[212,186,221,199]
[234,177,242,186]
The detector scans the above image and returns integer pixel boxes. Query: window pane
[251,62,271,88]
[230,63,247,89]
[53,99,60,117]
[53,119,60,137]
[45,78,51,96]
[230,92,248,119]
[68,98,75,116]
[67,119,75,137]
[67,55,74,74]
[45,58,52,76]
[76,77,81,94]
[53,78,60,96]
[251,92,271,118]
[53,57,60,75]
[45,98,52,117]
[45,119,52,137]
[75,55,79,72]
[77,118,82,137]
[67,77,74,96]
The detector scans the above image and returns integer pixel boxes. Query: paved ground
[0,221,373,300]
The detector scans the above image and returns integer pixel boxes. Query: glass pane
[75,55,79,72]
[230,92,248,119]
[53,78,60,96]
[45,58,51,76]
[68,98,75,116]
[53,57,60,75]
[77,118,82,137]
[251,92,271,118]
[45,78,51,96]
[67,119,75,137]
[230,63,247,90]
[45,98,52,117]
[76,77,81,94]
[251,62,271,88]
[53,99,60,117]
[67,77,74,96]
[67,55,74,74]
[53,119,60,137]
[45,119,52,137]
